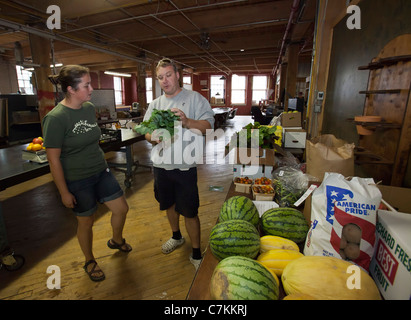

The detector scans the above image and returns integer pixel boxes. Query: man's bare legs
[164,205,201,265]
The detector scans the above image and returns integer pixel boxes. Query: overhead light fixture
[104,71,132,77]
[220,75,226,80]
[240,49,245,52]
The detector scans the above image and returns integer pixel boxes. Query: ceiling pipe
[60,0,247,34]
[167,0,232,74]
[149,14,228,74]
[0,18,150,65]
[272,0,301,76]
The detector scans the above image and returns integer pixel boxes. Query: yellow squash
[281,256,381,300]
[260,235,299,253]
[257,249,304,276]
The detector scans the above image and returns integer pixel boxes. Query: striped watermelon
[210,256,279,300]
[261,207,309,243]
[219,196,259,228]
[209,220,260,260]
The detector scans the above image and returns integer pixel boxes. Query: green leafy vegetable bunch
[235,122,280,149]
[134,109,180,137]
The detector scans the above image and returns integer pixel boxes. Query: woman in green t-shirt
[43,65,132,282]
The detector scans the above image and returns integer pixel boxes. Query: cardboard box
[233,164,273,179]
[376,185,411,213]
[226,147,275,166]
[369,185,411,300]
[284,129,306,148]
[282,112,301,127]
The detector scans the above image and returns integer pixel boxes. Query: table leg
[107,145,152,188]
[124,145,134,188]
[0,203,9,252]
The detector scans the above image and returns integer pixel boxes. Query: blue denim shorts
[66,168,123,217]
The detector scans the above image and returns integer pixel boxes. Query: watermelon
[261,207,309,243]
[219,196,259,228]
[210,256,279,300]
[209,220,260,260]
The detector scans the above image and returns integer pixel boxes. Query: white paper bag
[304,172,382,271]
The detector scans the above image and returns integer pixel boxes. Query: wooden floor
[0,116,252,300]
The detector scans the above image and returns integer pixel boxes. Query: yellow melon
[260,235,300,253]
[281,256,381,300]
[257,249,304,276]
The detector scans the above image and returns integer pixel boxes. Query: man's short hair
[156,58,178,73]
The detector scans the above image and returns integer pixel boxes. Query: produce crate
[369,185,411,300]
[252,185,275,201]
[284,128,306,148]
[282,112,301,127]
[233,176,253,193]
[232,164,274,179]
[231,147,275,166]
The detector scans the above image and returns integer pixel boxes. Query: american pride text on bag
[304,172,382,271]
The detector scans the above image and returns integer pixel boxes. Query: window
[113,76,123,105]
[146,77,153,104]
[183,76,191,85]
[231,74,246,104]
[16,66,34,94]
[252,75,268,104]
[183,75,192,91]
[210,75,225,103]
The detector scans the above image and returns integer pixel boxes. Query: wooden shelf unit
[358,54,411,70]
[348,118,402,129]
[359,89,403,95]
[356,35,411,186]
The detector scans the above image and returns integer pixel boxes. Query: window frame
[183,75,192,91]
[251,75,268,105]
[113,76,123,106]
[146,77,153,104]
[231,74,247,105]
[16,65,34,94]
[210,75,225,105]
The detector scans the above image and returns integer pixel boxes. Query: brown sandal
[83,259,105,282]
[107,238,132,253]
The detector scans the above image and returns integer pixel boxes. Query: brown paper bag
[306,134,355,180]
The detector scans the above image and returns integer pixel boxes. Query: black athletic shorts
[153,167,199,218]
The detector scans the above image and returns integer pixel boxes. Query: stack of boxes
[226,135,276,201]
[225,112,307,201]
[370,185,411,300]
[282,112,307,149]
[231,147,275,180]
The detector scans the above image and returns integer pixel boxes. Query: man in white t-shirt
[143,58,214,270]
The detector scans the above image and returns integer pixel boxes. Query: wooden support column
[284,43,299,111]
[151,62,156,101]
[175,60,183,88]
[137,63,147,110]
[306,0,361,138]
[29,34,54,121]
[279,63,287,105]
